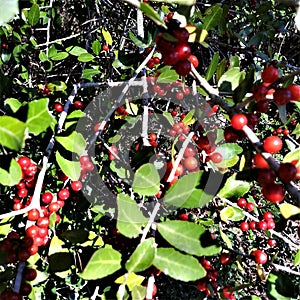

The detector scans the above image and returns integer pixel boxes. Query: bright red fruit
[183,156,198,170]
[54,102,64,113]
[263,136,282,154]
[252,249,268,264]
[246,202,255,212]
[253,84,268,101]
[17,156,31,169]
[261,65,279,84]
[220,253,232,265]
[263,211,273,221]
[253,153,270,169]
[27,208,40,221]
[231,114,248,130]
[249,221,257,230]
[268,238,276,247]
[37,217,50,228]
[210,152,223,164]
[237,197,247,208]
[179,213,189,221]
[176,44,191,60]
[262,183,285,203]
[258,220,268,230]
[240,221,249,231]
[71,180,83,192]
[58,188,70,200]
[174,60,191,76]
[286,84,300,101]
[73,100,84,110]
[189,55,199,67]
[42,192,53,204]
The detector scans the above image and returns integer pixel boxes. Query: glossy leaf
[219,175,250,198]
[153,248,206,282]
[49,253,74,272]
[56,131,86,155]
[92,40,101,55]
[131,285,146,300]
[218,67,246,91]
[27,98,54,135]
[117,193,148,238]
[182,109,196,126]
[28,4,40,26]
[60,229,90,244]
[66,46,88,56]
[0,159,22,186]
[102,28,113,45]
[5,98,22,113]
[51,52,69,61]
[140,3,166,27]
[203,4,223,31]
[156,70,178,84]
[55,151,80,181]
[214,143,243,167]
[164,171,219,208]
[219,227,233,249]
[125,238,156,273]
[82,68,101,80]
[279,203,300,219]
[158,221,221,256]
[132,163,160,196]
[233,68,255,103]
[115,273,145,291]
[220,206,244,223]
[282,148,300,163]
[205,52,219,81]
[0,116,26,151]
[294,249,300,266]
[78,53,94,62]
[129,31,152,48]
[0,0,18,25]
[80,246,122,280]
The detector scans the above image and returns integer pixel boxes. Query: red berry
[26,225,39,238]
[54,102,64,113]
[17,156,31,170]
[183,146,197,157]
[249,221,257,230]
[237,198,247,208]
[176,91,184,100]
[73,100,84,110]
[162,51,179,66]
[23,268,37,281]
[176,44,191,61]
[36,217,50,228]
[261,65,279,84]
[258,220,268,230]
[231,114,248,130]
[267,238,276,247]
[263,136,282,154]
[278,162,297,182]
[246,202,255,212]
[286,84,300,101]
[253,84,268,101]
[183,156,198,170]
[17,188,28,198]
[58,188,70,200]
[273,88,291,105]
[255,100,269,113]
[42,192,53,204]
[18,249,31,262]
[267,219,276,229]
[196,278,207,291]
[253,153,270,169]
[179,213,189,221]
[262,183,285,203]
[153,57,160,64]
[220,253,232,265]
[174,60,191,76]
[102,44,109,51]
[224,126,239,142]
[257,168,276,185]
[27,208,40,221]
[71,180,83,192]
[210,152,223,164]
[240,221,249,231]
[16,181,26,190]
[173,28,189,43]
[189,55,199,68]
[263,211,273,221]
[20,282,32,296]
[252,249,268,264]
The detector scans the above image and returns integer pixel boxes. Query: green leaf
[82,69,101,80]
[5,98,22,113]
[47,81,67,92]
[182,109,196,126]
[131,285,146,300]
[156,70,178,84]
[55,151,80,181]
[229,56,240,68]
[0,116,26,151]
[220,206,244,223]
[132,163,160,196]
[150,0,196,4]
[56,132,86,155]
[233,68,255,103]
[117,194,148,238]
[28,4,40,26]
[0,159,22,186]
[218,68,246,91]
[51,52,69,61]
[66,46,87,56]
[279,203,300,219]
[78,53,94,62]
[205,52,219,81]
[294,249,300,266]
[80,246,122,280]
[0,0,18,25]
[216,58,227,82]
[102,28,113,46]
[162,112,174,126]
[128,31,152,48]
[115,273,145,292]
[164,171,219,208]
[49,253,74,272]
[283,148,300,163]
[153,248,206,282]
[267,272,296,299]
[158,221,221,256]
[39,51,48,62]
[203,4,223,31]
[219,228,233,249]
[292,123,300,139]
[218,175,250,199]
[60,229,90,244]
[213,143,243,167]
[26,98,54,135]
[125,238,156,273]
[92,40,101,55]
[140,3,165,27]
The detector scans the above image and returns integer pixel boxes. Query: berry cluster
[253,64,300,104]
[156,17,194,76]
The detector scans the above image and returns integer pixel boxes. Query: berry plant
[0,0,299,299]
